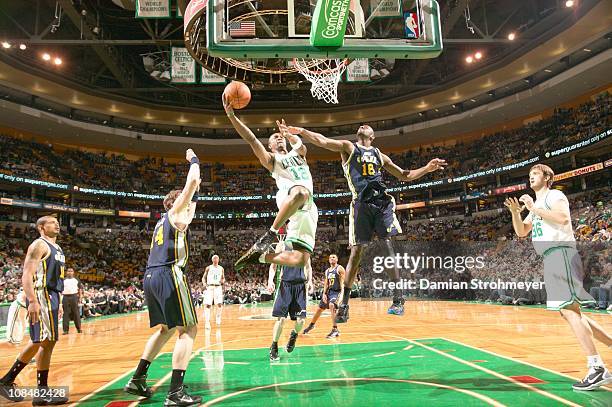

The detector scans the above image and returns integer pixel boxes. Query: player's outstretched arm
[278,121,352,154]
[170,149,201,216]
[380,153,447,182]
[276,119,307,156]
[504,197,532,237]
[22,239,49,324]
[519,193,570,226]
[223,94,273,171]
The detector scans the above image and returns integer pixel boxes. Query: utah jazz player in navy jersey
[278,122,446,322]
[303,254,345,338]
[0,216,69,405]
[124,149,202,407]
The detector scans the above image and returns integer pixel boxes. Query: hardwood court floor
[1,301,610,406]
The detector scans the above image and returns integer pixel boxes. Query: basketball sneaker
[326,328,340,339]
[235,230,276,271]
[164,385,202,406]
[335,303,349,323]
[302,323,315,334]
[270,344,280,362]
[286,331,298,353]
[124,375,153,398]
[0,380,24,402]
[32,391,70,406]
[387,297,405,316]
[572,367,612,391]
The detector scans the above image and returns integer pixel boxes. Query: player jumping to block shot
[277,121,446,322]
[505,164,612,391]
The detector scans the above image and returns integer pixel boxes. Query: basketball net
[293,58,348,104]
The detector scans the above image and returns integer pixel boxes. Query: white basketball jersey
[271,149,313,209]
[526,189,575,254]
[207,265,223,285]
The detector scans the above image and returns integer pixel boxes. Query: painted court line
[397,336,583,407]
[441,337,612,392]
[202,377,506,407]
[373,351,396,358]
[409,355,424,358]
[403,345,414,351]
[272,362,302,366]
[224,361,249,365]
[325,358,357,363]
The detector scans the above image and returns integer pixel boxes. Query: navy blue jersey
[147,213,189,270]
[325,265,341,292]
[35,238,65,293]
[343,143,386,201]
[280,265,306,283]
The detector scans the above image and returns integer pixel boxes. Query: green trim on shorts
[541,245,573,257]
[285,237,314,253]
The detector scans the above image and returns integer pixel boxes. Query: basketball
[223,81,251,109]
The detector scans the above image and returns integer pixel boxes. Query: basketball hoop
[293,58,348,104]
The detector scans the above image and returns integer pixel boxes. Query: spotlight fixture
[565,0,574,7]
[53,57,62,65]
[19,43,26,50]
[1,42,10,49]
[465,55,474,63]
[42,53,51,61]
[474,51,483,60]
[507,32,516,41]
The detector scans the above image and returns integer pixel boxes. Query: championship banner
[171,47,197,83]
[200,67,227,84]
[345,58,370,82]
[403,12,420,39]
[135,0,171,18]
[554,162,604,181]
[370,0,402,18]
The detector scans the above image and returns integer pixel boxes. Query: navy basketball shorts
[348,195,402,246]
[144,265,198,329]
[319,289,341,309]
[28,289,60,343]
[272,280,307,321]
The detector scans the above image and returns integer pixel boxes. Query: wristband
[190,157,200,165]
[290,137,303,151]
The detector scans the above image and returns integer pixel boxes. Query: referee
[62,268,82,334]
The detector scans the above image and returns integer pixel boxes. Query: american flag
[229,20,256,38]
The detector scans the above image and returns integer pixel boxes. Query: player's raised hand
[425,158,447,172]
[277,119,303,135]
[519,194,535,211]
[186,148,197,162]
[504,197,525,214]
[222,92,234,115]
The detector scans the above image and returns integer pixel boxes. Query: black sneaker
[302,323,315,335]
[286,331,298,353]
[572,367,612,391]
[326,328,340,339]
[124,375,153,398]
[235,230,277,271]
[0,381,24,402]
[335,303,349,324]
[164,385,202,406]
[32,391,69,406]
[270,344,280,362]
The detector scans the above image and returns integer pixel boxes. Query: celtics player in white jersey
[202,255,225,330]
[223,96,318,275]
[505,164,612,391]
